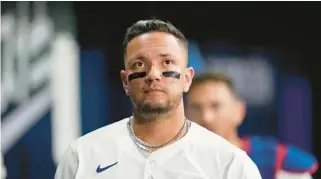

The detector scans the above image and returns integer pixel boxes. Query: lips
[144,88,165,93]
[144,89,165,93]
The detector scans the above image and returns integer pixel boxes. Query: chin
[137,101,172,116]
[143,102,167,109]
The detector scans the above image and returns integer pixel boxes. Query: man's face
[186,81,244,137]
[121,32,194,118]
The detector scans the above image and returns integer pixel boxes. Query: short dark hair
[123,19,188,55]
[188,72,238,97]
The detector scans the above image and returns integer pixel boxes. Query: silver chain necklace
[127,117,190,150]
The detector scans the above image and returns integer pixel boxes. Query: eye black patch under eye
[162,71,180,79]
[128,72,147,81]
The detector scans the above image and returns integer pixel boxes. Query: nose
[145,65,161,83]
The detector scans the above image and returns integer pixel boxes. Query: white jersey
[54,117,261,179]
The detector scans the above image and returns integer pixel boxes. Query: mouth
[143,89,165,94]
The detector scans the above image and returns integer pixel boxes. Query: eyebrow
[130,53,176,61]
[132,56,145,60]
[159,53,173,57]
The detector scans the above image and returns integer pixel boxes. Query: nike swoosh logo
[96,162,118,173]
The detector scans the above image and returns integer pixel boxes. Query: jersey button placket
[149,160,156,169]
[144,159,156,179]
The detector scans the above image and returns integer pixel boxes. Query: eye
[211,102,221,109]
[133,61,144,68]
[164,59,173,65]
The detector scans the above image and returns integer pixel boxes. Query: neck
[225,131,243,149]
[132,102,186,146]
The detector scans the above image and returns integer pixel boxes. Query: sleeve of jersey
[224,151,262,179]
[54,145,79,179]
[282,145,319,174]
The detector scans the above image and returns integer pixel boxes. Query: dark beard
[137,102,172,116]
[130,93,182,121]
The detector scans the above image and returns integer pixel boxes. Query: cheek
[163,78,184,92]
[216,110,235,127]
[128,80,144,93]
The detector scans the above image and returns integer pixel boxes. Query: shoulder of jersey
[247,136,319,174]
[283,144,319,174]
[71,118,130,148]
[246,136,279,151]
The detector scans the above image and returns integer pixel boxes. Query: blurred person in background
[55,19,261,179]
[185,71,319,179]
[1,153,6,179]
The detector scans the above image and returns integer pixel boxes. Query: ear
[183,67,195,92]
[235,99,246,126]
[120,70,130,96]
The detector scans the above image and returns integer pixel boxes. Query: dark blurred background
[1,2,320,179]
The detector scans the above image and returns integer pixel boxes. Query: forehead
[187,81,234,103]
[125,32,186,62]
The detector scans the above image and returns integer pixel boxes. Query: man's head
[186,72,246,138]
[120,19,194,119]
